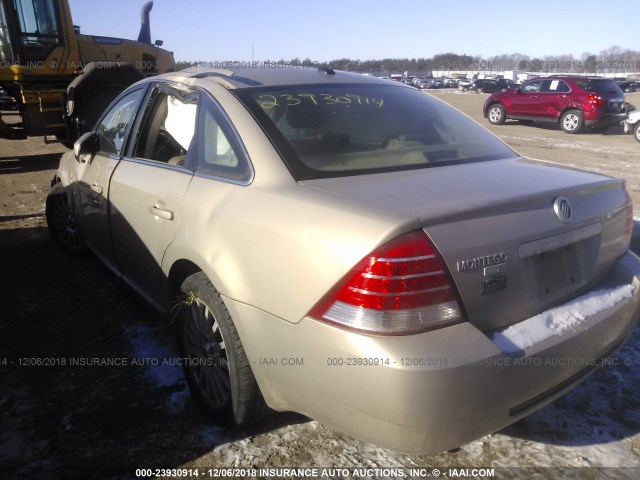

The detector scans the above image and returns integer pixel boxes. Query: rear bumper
[583,111,627,127]
[226,251,640,454]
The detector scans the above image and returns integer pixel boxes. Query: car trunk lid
[300,158,630,333]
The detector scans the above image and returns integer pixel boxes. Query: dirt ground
[1,92,640,479]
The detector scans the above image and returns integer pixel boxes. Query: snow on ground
[125,324,190,413]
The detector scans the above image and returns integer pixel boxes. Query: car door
[487,80,499,92]
[509,79,542,117]
[75,87,147,272]
[537,79,571,120]
[108,83,199,309]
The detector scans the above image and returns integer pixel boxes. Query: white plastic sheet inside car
[165,96,197,150]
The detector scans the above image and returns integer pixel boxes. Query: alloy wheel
[183,298,230,408]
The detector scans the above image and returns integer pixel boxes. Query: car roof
[155,66,401,89]
[546,76,615,82]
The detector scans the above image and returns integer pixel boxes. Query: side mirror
[74,132,99,162]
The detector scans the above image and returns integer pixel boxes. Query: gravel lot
[1,90,640,480]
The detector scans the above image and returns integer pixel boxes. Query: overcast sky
[67,0,639,62]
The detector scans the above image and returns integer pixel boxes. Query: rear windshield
[233,83,516,180]
[574,79,623,95]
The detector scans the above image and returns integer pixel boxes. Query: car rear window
[233,84,516,180]
[574,79,623,95]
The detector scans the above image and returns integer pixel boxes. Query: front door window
[95,88,145,156]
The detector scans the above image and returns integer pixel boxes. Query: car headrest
[286,102,325,129]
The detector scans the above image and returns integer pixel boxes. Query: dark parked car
[483,76,626,133]
[463,79,504,93]
[419,78,444,89]
[497,78,515,90]
[617,80,640,93]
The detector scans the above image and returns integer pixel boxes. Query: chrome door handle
[149,205,174,221]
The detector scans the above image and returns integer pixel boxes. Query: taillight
[309,231,464,335]
[588,93,603,107]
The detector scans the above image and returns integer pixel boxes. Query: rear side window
[574,80,593,91]
[591,80,624,95]
[196,95,252,183]
[234,84,516,180]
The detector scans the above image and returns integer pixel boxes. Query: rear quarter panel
[162,179,419,323]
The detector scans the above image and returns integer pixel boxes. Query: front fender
[53,150,83,188]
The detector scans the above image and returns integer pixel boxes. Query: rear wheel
[45,183,87,255]
[560,110,583,134]
[177,272,269,426]
[476,88,484,94]
[487,104,506,125]
[634,123,640,143]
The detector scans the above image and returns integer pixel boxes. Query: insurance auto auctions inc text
[167,467,496,478]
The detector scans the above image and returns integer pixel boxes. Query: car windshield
[234,83,516,180]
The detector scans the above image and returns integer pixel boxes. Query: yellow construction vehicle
[0,0,175,145]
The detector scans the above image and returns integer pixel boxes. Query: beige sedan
[46,67,640,454]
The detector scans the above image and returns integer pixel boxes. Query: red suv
[483,76,626,134]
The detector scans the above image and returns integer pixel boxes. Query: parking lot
[1,90,640,479]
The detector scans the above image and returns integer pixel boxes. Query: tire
[45,183,87,255]
[634,122,640,143]
[477,88,483,94]
[462,87,469,92]
[177,272,269,426]
[487,104,506,125]
[560,110,584,134]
